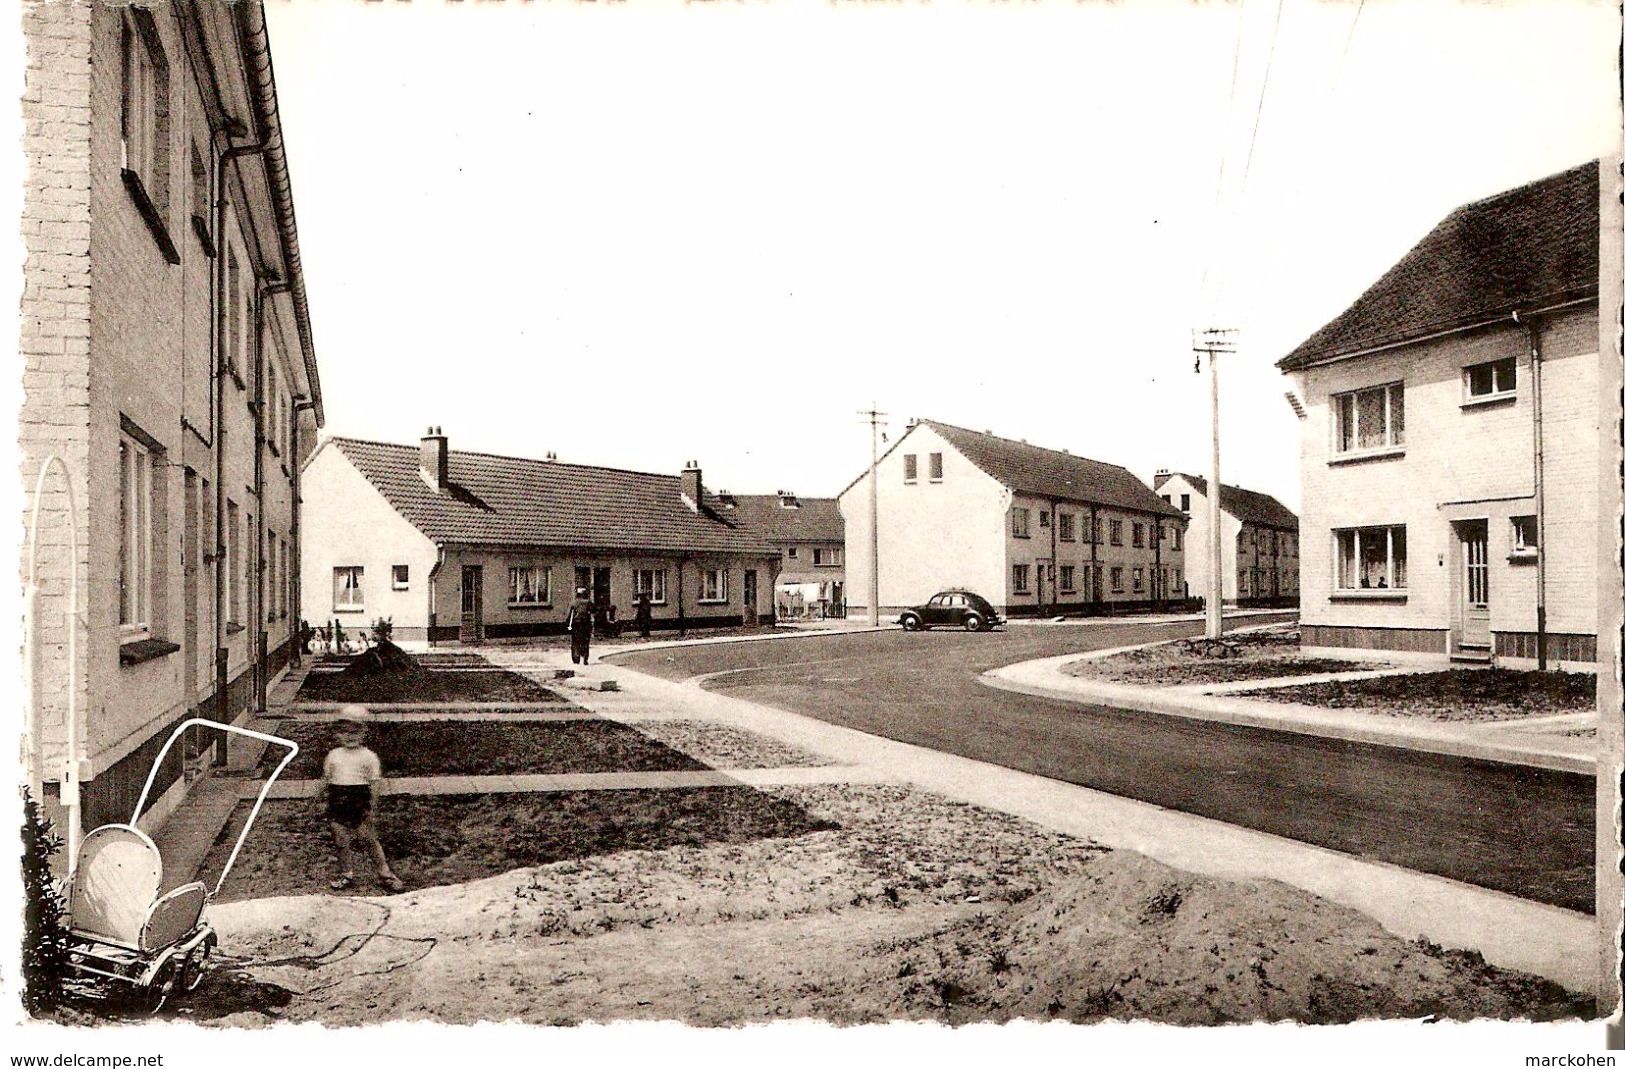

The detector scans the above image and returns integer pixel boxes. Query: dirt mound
[849,851,1591,1025]
[336,639,425,679]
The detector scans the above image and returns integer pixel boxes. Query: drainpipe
[677,557,688,638]
[1153,513,1163,610]
[427,543,447,648]
[253,282,291,712]
[1514,310,1548,669]
[25,456,82,873]
[291,396,315,663]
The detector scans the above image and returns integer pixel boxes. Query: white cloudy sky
[265,0,1618,511]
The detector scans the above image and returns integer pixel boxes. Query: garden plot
[1239,668,1597,723]
[1066,628,1393,687]
[256,720,710,779]
[296,663,566,704]
[627,719,833,769]
[196,783,1590,1026]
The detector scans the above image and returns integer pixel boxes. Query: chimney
[420,426,448,491]
[680,460,702,512]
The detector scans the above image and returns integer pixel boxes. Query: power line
[1198,0,1252,316]
[1329,0,1367,97]
[1237,0,1286,199]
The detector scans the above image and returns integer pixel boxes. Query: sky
[262,0,1618,514]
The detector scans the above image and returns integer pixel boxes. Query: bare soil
[627,720,833,768]
[184,784,1590,1026]
[296,665,566,704]
[1241,668,1597,722]
[1067,629,1388,686]
[254,720,710,779]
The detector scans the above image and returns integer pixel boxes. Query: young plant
[21,788,72,1015]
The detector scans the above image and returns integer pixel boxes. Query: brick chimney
[420,426,448,491]
[680,460,702,512]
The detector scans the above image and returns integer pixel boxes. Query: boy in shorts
[323,705,405,892]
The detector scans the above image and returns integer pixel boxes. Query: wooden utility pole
[858,404,887,627]
[1194,328,1238,640]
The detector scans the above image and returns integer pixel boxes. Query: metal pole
[869,404,881,627]
[1207,348,1224,640]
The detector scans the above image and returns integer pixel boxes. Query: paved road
[612,618,1594,914]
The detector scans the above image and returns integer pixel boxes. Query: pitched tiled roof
[332,438,775,557]
[1157,473,1297,531]
[1278,161,1599,372]
[921,421,1185,518]
[723,495,844,543]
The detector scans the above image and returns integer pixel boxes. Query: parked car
[898,590,1003,632]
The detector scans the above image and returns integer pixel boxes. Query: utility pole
[1193,328,1238,641]
[858,404,887,627]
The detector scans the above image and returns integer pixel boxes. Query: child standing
[323,705,405,892]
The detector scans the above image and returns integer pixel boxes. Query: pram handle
[130,718,299,898]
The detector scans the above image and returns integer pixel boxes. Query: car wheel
[901,615,922,631]
[964,615,985,632]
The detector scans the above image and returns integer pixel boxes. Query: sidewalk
[153,643,1597,996]
[982,644,1596,774]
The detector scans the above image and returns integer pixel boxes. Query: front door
[1458,521,1491,649]
[592,567,611,610]
[460,565,483,644]
[743,569,758,625]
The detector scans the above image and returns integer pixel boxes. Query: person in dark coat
[634,593,652,639]
[566,588,594,664]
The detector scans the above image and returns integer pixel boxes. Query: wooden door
[460,565,483,644]
[1460,521,1490,648]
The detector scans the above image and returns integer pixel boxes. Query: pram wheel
[137,958,181,1015]
[180,936,215,992]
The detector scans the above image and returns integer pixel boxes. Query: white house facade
[1153,472,1299,607]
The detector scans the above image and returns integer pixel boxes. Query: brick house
[839,420,1189,617]
[717,492,846,618]
[1278,161,1600,667]
[1152,472,1299,607]
[300,432,782,643]
[21,3,324,835]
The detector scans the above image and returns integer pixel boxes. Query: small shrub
[21,789,72,1016]
[371,617,394,646]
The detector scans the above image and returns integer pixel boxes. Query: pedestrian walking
[566,587,594,664]
[635,592,652,639]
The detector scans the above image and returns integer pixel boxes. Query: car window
[950,595,967,608]
[928,595,947,607]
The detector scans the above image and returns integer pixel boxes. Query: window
[509,565,550,606]
[1012,565,1031,593]
[1239,570,1251,597]
[1161,494,1171,504]
[813,547,842,567]
[1172,567,1181,592]
[1511,516,1538,557]
[1109,566,1124,593]
[1011,508,1031,538]
[929,453,943,481]
[1131,522,1144,548]
[1333,382,1404,454]
[334,566,364,611]
[1039,511,1050,529]
[699,568,728,603]
[903,454,918,483]
[1058,513,1075,542]
[786,547,798,560]
[1059,565,1075,592]
[1109,519,1123,546]
[1173,526,1183,551]
[1132,567,1144,592]
[1335,526,1407,591]
[225,499,240,625]
[393,564,411,590]
[119,433,153,636]
[1465,358,1517,401]
[1091,516,1103,544]
[121,11,175,262]
[634,568,668,604]
[1180,494,1190,512]
[265,528,277,622]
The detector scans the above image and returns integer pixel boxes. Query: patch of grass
[1240,668,1596,722]
[257,720,710,779]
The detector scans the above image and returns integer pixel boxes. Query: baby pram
[62,719,297,1013]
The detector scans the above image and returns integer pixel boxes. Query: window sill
[929,479,943,484]
[1012,534,1031,540]
[697,599,728,606]
[120,637,180,666]
[507,602,553,610]
[333,606,366,614]
[224,621,245,635]
[392,585,410,592]
[1507,552,1538,565]
[903,480,917,486]
[1328,446,1405,467]
[120,168,180,265]
[1462,392,1517,410]
[1329,591,1408,603]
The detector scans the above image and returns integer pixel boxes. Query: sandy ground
[181,784,1588,1027]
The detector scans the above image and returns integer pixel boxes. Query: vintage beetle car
[897,590,1003,632]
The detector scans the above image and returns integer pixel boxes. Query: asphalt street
[612,618,1594,914]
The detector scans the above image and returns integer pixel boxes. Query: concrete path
[152,643,1597,996]
[240,765,893,799]
[983,647,1596,774]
